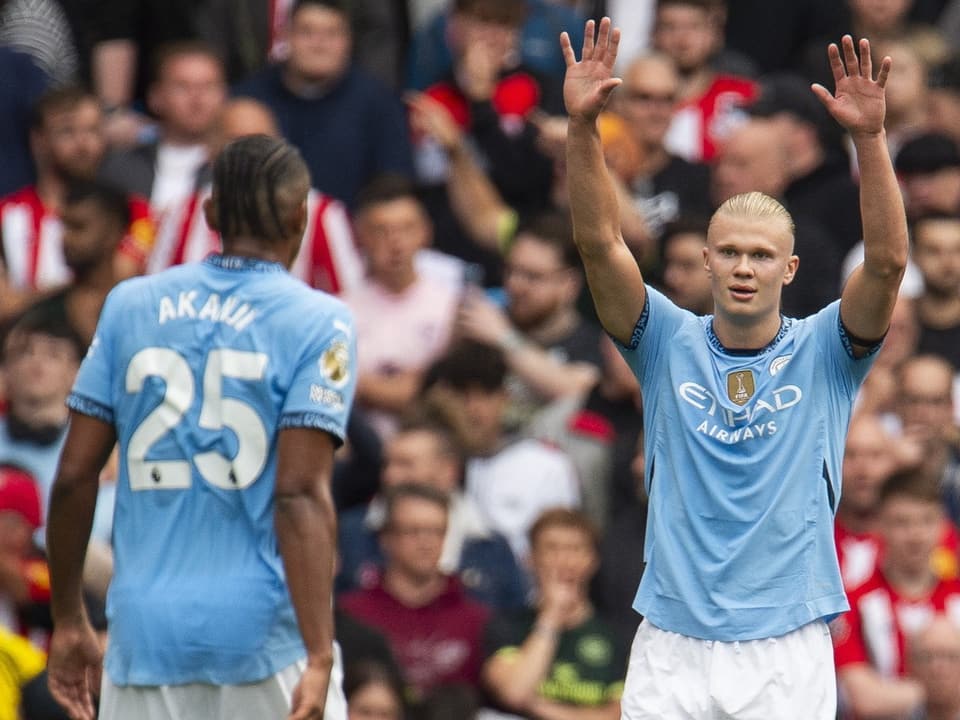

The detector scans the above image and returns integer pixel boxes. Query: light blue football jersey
[67,254,357,686]
[619,286,877,642]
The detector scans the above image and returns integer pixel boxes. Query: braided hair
[210,135,310,245]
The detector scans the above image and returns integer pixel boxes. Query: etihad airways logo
[678,381,804,442]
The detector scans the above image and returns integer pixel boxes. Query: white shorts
[100,646,347,720]
[620,619,836,720]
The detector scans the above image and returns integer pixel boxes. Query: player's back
[70,254,354,686]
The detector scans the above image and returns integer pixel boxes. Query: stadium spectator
[407,0,585,93]
[874,38,931,157]
[0,86,155,321]
[338,484,490,712]
[0,626,47,720]
[149,97,363,295]
[24,181,128,346]
[46,134,356,719]
[528,334,643,530]
[835,413,898,591]
[0,47,49,198]
[911,214,960,373]
[346,176,459,439]
[748,73,863,258]
[594,433,648,638]
[424,339,580,564]
[98,41,227,221]
[234,0,413,207]
[905,615,960,720]
[0,464,45,624]
[458,213,603,431]
[343,660,406,720]
[894,355,960,531]
[0,309,83,523]
[895,133,960,219]
[855,295,920,417]
[833,470,960,719]
[653,0,757,162]
[336,419,528,611]
[926,55,960,146]
[614,52,712,245]
[415,0,561,231]
[660,218,713,315]
[481,508,625,720]
[197,0,410,90]
[710,117,844,317]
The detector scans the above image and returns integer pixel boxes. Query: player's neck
[882,560,938,599]
[383,567,447,609]
[711,311,782,352]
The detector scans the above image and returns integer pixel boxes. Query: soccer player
[562,18,907,719]
[44,135,356,720]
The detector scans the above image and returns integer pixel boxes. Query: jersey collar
[204,253,286,273]
[705,316,792,357]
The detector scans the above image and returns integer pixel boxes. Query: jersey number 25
[126,347,269,491]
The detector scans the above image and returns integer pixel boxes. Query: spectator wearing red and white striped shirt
[833,469,960,719]
[149,97,363,295]
[0,86,155,320]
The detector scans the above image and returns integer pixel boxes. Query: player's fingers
[810,83,835,109]
[595,17,610,63]
[877,56,892,88]
[841,35,859,78]
[605,27,622,69]
[859,38,872,79]
[826,42,845,86]
[582,19,595,60]
[560,31,576,66]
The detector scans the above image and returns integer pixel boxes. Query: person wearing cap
[749,73,863,259]
[895,132,960,219]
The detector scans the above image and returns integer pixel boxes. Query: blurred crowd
[1,0,960,718]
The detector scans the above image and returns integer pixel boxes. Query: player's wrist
[305,651,334,671]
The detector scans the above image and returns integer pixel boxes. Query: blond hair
[710,191,795,246]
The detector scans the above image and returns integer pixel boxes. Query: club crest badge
[727,369,755,406]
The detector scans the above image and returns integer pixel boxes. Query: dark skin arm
[275,427,339,720]
[47,412,116,720]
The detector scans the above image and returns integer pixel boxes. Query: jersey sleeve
[66,285,126,423]
[278,300,357,445]
[613,285,690,388]
[811,300,879,401]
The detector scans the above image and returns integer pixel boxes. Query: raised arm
[812,36,907,352]
[562,18,646,346]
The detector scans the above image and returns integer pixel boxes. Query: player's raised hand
[561,17,622,122]
[812,35,891,137]
[47,620,102,720]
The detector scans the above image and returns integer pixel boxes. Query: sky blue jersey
[619,287,878,642]
[67,254,357,686]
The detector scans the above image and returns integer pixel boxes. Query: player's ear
[286,198,308,238]
[782,254,799,286]
[703,245,712,276]
[203,196,220,232]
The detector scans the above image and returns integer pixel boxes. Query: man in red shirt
[652,0,756,162]
[338,484,490,712]
[833,469,960,719]
[0,86,154,320]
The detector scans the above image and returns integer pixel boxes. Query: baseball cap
[895,133,960,175]
[0,466,42,530]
